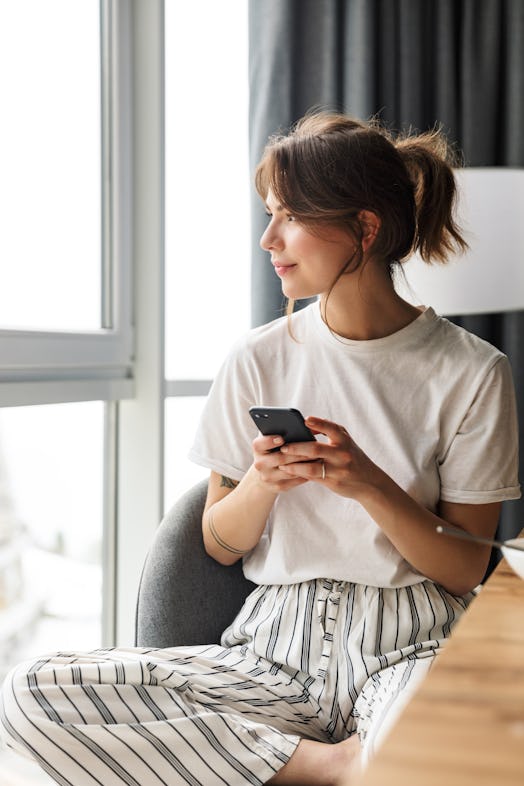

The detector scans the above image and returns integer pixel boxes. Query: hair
[255,112,468,277]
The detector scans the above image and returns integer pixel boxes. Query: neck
[319,259,422,340]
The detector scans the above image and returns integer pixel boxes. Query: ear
[358,210,381,252]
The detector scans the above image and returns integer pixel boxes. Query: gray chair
[135,478,256,647]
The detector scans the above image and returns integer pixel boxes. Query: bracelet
[207,510,251,555]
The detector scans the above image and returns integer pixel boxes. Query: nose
[260,218,283,252]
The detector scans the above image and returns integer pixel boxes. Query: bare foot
[335,735,362,786]
[267,734,362,786]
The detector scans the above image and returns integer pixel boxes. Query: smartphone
[249,406,316,449]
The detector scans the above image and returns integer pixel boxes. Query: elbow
[428,545,492,597]
[202,530,242,566]
[439,565,487,597]
[209,549,242,567]
[440,578,479,597]
[216,553,242,566]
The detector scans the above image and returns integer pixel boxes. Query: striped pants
[0,579,472,786]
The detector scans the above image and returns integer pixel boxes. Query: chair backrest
[135,478,256,648]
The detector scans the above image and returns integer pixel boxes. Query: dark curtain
[248,0,524,554]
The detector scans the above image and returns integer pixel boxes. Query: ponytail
[395,129,468,263]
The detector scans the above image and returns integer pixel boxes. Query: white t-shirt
[189,303,521,588]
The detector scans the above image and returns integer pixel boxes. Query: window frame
[0,0,141,649]
[0,0,134,405]
[0,0,230,648]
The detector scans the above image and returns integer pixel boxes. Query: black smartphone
[249,406,316,449]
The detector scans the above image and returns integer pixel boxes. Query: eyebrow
[264,202,284,213]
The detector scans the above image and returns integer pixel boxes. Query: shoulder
[430,314,505,371]
[229,304,314,361]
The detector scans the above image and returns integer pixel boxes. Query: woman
[1,113,520,786]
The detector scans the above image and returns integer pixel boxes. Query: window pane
[164,397,208,510]
[0,402,104,682]
[0,1,101,331]
[165,0,250,380]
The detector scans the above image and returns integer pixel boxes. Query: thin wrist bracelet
[207,511,251,555]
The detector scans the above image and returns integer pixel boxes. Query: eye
[286,214,296,222]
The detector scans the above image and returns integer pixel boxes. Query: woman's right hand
[251,434,309,493]
[202,435,307,566]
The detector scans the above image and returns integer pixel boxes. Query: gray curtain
[248,0,524,553]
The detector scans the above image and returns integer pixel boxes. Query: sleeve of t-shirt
[188,338,259,481]
[439,355,521,504]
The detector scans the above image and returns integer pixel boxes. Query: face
[260,190,357,301]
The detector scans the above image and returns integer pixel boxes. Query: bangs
[255,146,295,210]
[255,142,348,225]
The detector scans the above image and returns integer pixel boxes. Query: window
[0,0,133,395]
[0,0,134,678]
[0,1,102,333]
[0,0,251,669]
[164,0,250,506]
[0,403,104,681]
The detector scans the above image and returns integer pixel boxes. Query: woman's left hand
[277,415,384,500]
[280,415,501,595]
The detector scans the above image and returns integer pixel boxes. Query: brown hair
[255,112,467,270]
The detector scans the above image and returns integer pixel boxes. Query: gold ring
[321,461,326,480]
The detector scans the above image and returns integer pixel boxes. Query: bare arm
[278,416,501,595]
[359,477,500,595]
[202,433,307,565]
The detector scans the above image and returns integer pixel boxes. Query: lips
[272,261,297,277]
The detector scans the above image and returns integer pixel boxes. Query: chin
[282,286,318,301]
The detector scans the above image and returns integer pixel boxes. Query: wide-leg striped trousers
[0,579,472,786]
